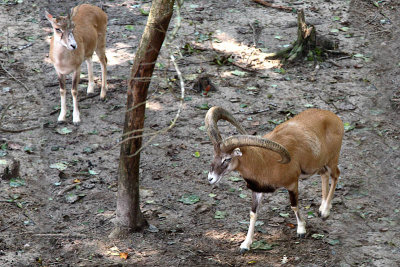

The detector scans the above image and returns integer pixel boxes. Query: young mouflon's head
[45,10,77,50]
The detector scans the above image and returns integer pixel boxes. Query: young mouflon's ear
[233,148,242,157]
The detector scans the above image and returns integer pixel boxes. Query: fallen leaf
[178,194,200,205]
[10,178,26,188]
[327,239,340,246]
[57,127,72,135]
[231,70,247,77]
[119,252,128,259]
[228,176,242,182]
[251,240,273,250]
[50,162,68,171]
[193,151,201,158]
[279,213,290,218]
[215,210,226,219]
[311,233,324,239]
[287,223,295,229]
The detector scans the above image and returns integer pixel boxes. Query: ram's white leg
[240,192,263,254]
[86,58,95,95]
[289,184,306,237]
[320,165,340,218]
[292,206,306,236]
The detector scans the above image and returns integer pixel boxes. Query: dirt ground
[0,0,399,266]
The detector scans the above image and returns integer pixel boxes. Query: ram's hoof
[73,121,80,126]
[239,248,249,255]
[297,233,306,238]
[57,120,66,125]
[318,211,330,220]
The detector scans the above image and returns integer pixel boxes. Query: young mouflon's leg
[71,66,81,124]
[289,184,306,237]
[240,192,263,254]
[86,58,95,95]
[57,73,67,123]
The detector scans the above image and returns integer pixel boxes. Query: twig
[130,54,185,157]
[326,60,342,68]
[57,183,79,196]
[0,62,29,92]
[0,102,40,133]
[0,125,40,133]
[79,92,100,102]
[0,221,17,232]
[30,233,86,238]
[252,0,295,12]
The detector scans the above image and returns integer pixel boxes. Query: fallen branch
[0,102,40,133]
[0,125,40,133]
[252,0,295,12]
[0,61,29,92]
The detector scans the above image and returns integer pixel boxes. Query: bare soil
[0,0,399,266]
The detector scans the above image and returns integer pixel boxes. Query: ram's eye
[55,28,62,33]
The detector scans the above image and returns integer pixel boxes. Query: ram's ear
[232,148,242,157]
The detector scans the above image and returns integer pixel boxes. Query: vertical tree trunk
[110,0,175,238]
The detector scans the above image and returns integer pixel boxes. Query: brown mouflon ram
[45,4,107,124]
[205,106,344,253]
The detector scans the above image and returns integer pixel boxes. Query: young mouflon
[45,4,108,124]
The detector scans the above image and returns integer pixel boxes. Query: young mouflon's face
[207,148,242,184]
[45,11,77,50]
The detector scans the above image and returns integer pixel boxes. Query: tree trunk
[265,9,317,62]
[110,0,175,238]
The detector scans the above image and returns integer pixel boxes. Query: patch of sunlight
[102,43,135,66]
[146,101,163,111]
[211,31,281,70]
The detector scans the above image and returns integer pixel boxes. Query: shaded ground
[0,0,399,266]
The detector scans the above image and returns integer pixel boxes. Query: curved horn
[220,135,291,164]
[205,106,248,150]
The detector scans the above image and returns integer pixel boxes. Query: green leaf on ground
[139,8,149,16]
[312,233,325,239]
[208,193,217,198]
[339,27,349,32]
[214,210,226,219]
[89,169,99,175]
[251,240,274,250]
[240,104,248,108]
[50,162,68,171]
[279,213,290,218]
[330,29,339,33]
[328,239,340,246]
[228,176,242,182]
[10,178,25,187]
[125,25,134,31]
[344,122,355,132]
[178,194,200,205]
[231,70,247,77]
[57,127,72,135]
[0,159,7,165]
[239,193,247,199]
[197,103,210,110]
[193,151,201,158]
